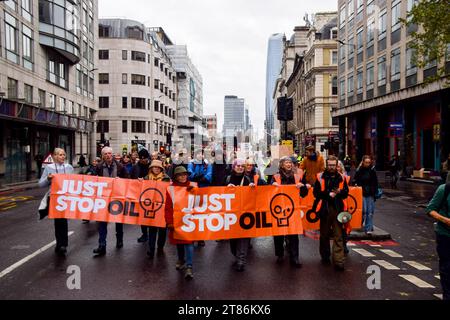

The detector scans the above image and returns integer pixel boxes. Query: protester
[131,151,139,164]
[38,148,74,256]
[34,153,44,178]
[300,145,325,185]
[145,159,171,257]
[165,166,196,279]
[426,181,450,300]
[244,158,266,186]
[85,157,101,175]
[167,149,189,179]
[130,149,151,244]
[388,155,400,189]
[353,155,378,235]
[270,156,309,268]
[92,146,129,256]
[122,154,133,174]
[226,159,255,271]
[313,155,349,271]
[441,153,450,183]
[188,149,212,187]
[211,150,229,186]
[77,154,87,168]
[343,155,352,175]
[151,151,160,161]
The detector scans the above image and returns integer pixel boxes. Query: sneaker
[184,267,193,279]
[175,260,185,270]
[137,235,148,243]
[366,230,374,235]
[93,246,106,256]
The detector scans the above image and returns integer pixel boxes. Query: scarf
[148,172,165,181]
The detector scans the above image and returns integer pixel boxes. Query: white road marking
[403,261,432,271]
[380,249,403,258]
[369,244,382,247]
[435,275,440,280]
[372,260,400,270]
[352,248,375,257]
[399,275,435,288]
[434,294,443,300]
[347,242,356,247]
[0,231,74,279]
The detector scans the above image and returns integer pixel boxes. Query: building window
[121,50,127,60]
[357,69,363,93]
[407,0,419,22]
[47,55,68,89]
[391,48,401,81]
[332,51,338,65]
[49,93,55,110]
[122,97,127,109]
[131,74,146,85]
[331,28,338,40]
[154,79,160,89]
[356,0,364,12]
[332,76,338,95]
[99,97,109,109]
[348,0,354,20]
[379,10,387,39]
[391,0,402,32]
[38,89,46,107]
[97,120,109,133]
[356,27,363,52]
[367,0,375,16]
[131,120,146,133]
[126,26,143,40]
[160,62,164,72]
[367,19,375,43]
[59,97,66,113]
[348,36,354,57]
[122,73,128,84]
[5,13,19,63]
[366,62,374,87]
[99,73,109,84]
[131,97,146,109]
[339,43,346,62]
[122,120,127,133]
[339,78,345,99]
[347,75,354,94]
[154,57,159,67]
[339,6,346,28]
[131,51,146,62]
[154,100,159,112]
[406,47,417,76]
[99,25,110,37]
[165,106,168,116]
[160,103,164,114]
[24,84,33,103]
[377,55,386,85]
[22,24,33,70]
[99,50,109,60]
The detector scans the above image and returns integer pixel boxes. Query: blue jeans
[98,222,123,247]
[176,244,194,267]
[436,232,450,300]
[363,196,375,232]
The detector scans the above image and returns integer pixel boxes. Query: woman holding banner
[38,147,74,256]
[165,166,196,279]
[226,159,255,272]
[270,156,309,268]
[145,160,171,258]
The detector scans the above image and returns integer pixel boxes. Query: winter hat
[149,160,164,170]
[138,148,150,159]
[174,166,188,176]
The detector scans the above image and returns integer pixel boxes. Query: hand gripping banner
[171,185,304,241]
[49,174,169,227]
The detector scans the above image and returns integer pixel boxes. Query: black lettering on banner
[306,209,320,223]
[109,200,123,215]
[138,187,164,219]
[239,212,255,230]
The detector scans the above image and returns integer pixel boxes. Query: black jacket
[313,170,349,213]
[353,166,378,197]
[130,162,150,179]
[212,163,229,186]
[226,173,251,186]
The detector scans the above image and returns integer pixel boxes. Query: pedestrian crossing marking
[352,248,375,257]
[380,249,403,258]
[433,294,443,300]
[435,275,440,280]
[399,275,435,288]
[372,260,400,270]
[403,261,432,271]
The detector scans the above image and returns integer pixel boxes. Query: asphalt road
[0,187,443,300]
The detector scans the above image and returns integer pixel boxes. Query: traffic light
[159,146,165,154]
[277,97,293,121]
[285,98,293,121]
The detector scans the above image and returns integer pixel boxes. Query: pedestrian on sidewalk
[313,155,349,271]
[92,146,129,256]
[426,182,450,300]
[388,155,400,189]
[38,148,74,256]
[144,159,171,258]
[226,159,254,271]
[353,155,379,235]
[270,156,309,268]
[165,166,197,279]
[131,149,151,244]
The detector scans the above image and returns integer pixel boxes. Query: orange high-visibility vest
[273,173,303,185]
[315,172,347,213]
[254,174,259,186]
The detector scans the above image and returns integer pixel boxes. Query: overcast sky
[99,0,337,139]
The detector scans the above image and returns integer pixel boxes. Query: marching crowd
[37,145,450,300]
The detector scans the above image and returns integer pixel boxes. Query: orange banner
[49,174,169,227]
[171,185,304,241]
[300,187,363,230]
